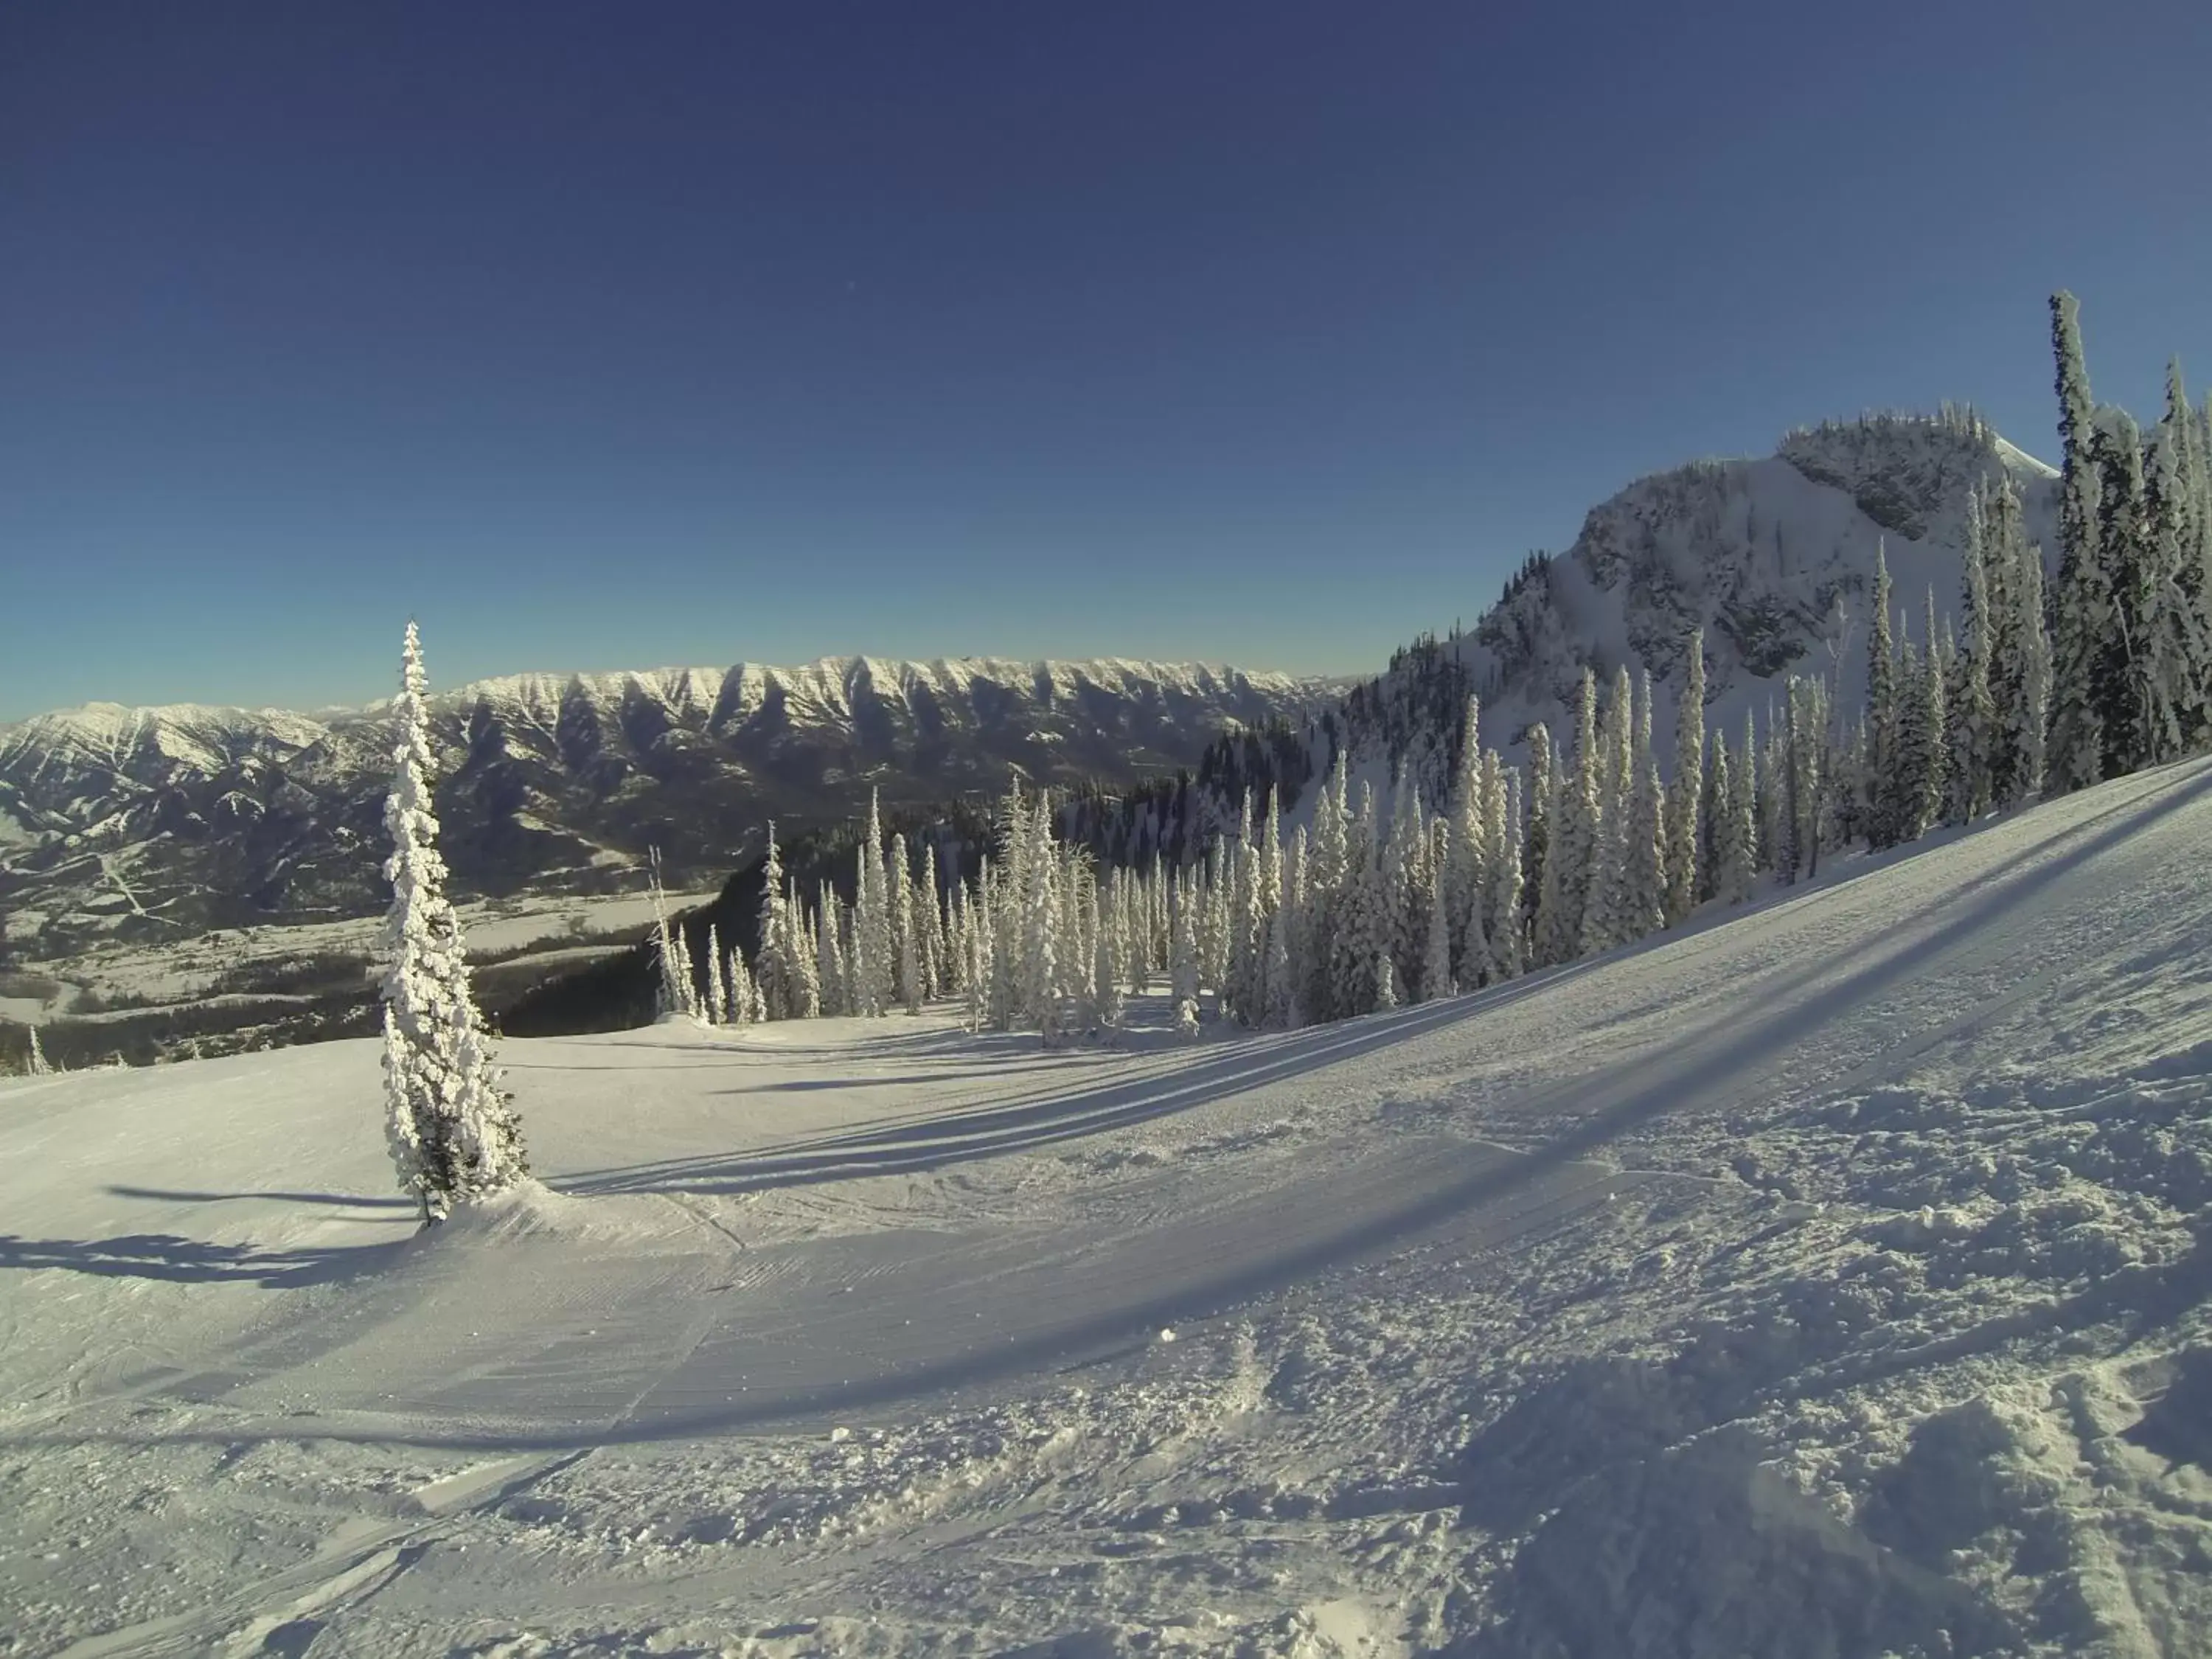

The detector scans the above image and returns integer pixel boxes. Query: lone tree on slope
[379,620,529,1226]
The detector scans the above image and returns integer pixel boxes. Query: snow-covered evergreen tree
[962,889,990,1033]
[1577,668,1624,957]
[1092,883,1123,1031]
[1523,723,1554,950]
[726,945,757,1027]
[785,881,822,1018]
[646,850,692,1019]
[1665,630,1705,925]
[1912,591,1949,838]
[2048,291,2112,795]
[378,622,528,1225]
[1280,826,1311,1022]
[2010,545,2052,806]
[1950,486,1997,823]
[1453,749,1497,988]
[1541,671,1599,964]
[884,832,912,1010]
[1889,623,1937,845]
[1020,806,1061,1043]
[2138,391,2203,762]
[1707,742,1744,904]
[987,841,1022,1032]
[701,925,726,1026]
[917,844,945,1001]
[1262,900,1297,1029]
[1624,751,1665,939]
[1866,545,1899,847]
[1443,697,1488,987]
[2093,410,2154,773]
[755,824,790,1020]
[2175,362,2212,644]
[897,856,925,1015]
[1489,766,1526,981]
[26,1026,50,1077]
[1382,767,1428,995]
[815,887,847,1017]
[667,927,700,1022]
[1419,824,1453,1001]
[1304,761,1348,1019]
[1786,675,1829,879]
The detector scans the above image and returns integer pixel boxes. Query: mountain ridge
[0,655,1339,953]
[1276,410,2067,821]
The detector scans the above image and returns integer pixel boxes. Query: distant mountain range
[0,658,1338,953]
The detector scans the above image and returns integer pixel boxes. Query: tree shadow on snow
[0,1230,408,1287]
[107,1185,415,1211]
[556,987,1517,1197]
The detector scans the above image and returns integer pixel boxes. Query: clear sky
[3,1,2209,719]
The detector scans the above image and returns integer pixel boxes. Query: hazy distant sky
[4,1,2209,718]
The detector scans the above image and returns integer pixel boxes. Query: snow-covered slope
[6,757,2210,1655]
[0,657,1335,948]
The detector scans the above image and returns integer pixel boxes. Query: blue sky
[3,1,2208,718]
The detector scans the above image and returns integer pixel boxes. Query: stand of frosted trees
[658,671,1809,1046]
[1848,291,2212,854]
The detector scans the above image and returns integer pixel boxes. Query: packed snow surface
[7,762,2212,1655]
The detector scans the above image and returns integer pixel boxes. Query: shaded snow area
[7,765,2212,1657]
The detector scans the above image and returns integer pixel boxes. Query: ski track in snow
[4,761,2212,1655]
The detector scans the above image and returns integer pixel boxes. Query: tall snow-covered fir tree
[2010,542,2053,806]
[1487,765,1525,980]
[2048,291,2112,795]
[815,888,847,1017]
[1522,722,1554,950]
[1665,630,1705,925]
[1019,807,1062,1042]
[378,622,528,1226]
[1865,544,1898,847]
[1901,591,1948,840]
[1579,667,1631,958]
[2138,385,2204,762]
[754,824,791,1020]
[918,844,945,1003]
[855,790,892,1016]
[726,944,758,1026]
[1418,851,1453,1002]
[1706,742,1742,904]
[646,849,694,1018]
[1541,669,1599,965]
[2093,409,2154,773]
[702,924,726,1026]
[1714,726,1757,904]
[1624,751,1666,939]
[1950,485,1997,824]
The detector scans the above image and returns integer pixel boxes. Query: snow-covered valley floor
[6,762,2212,1658]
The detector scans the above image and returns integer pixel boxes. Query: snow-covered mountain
[1281,411,2065,818]
[0,658,1337,950]
[1481,411,2056,717]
